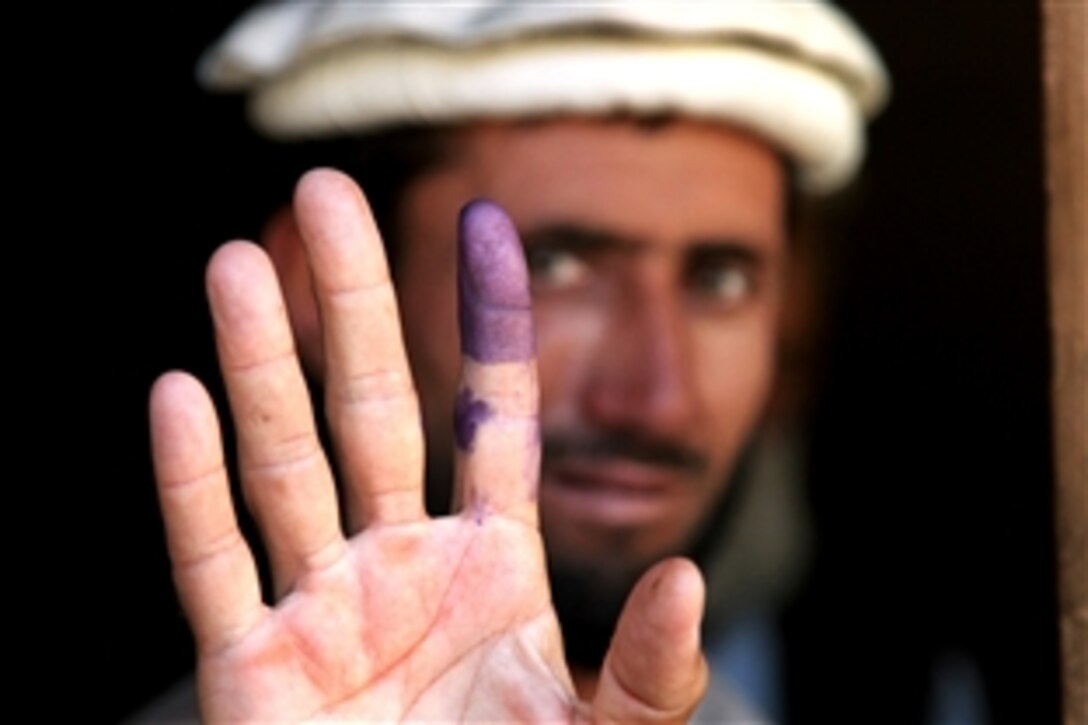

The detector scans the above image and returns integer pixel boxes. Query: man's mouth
[540,434,707,527]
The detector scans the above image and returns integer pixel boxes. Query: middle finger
[292,169,426,529]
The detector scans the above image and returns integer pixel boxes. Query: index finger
[452,200,541,527]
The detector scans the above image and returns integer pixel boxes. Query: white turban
[200,1,890,193]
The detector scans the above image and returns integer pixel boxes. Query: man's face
[395,117,786,581]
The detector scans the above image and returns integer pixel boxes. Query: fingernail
[458,199,535,363]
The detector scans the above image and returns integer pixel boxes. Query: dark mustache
[542,432,709,476]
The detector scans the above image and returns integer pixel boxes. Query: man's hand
[149,169,708,722]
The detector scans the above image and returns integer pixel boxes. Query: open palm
[150,170,706,722]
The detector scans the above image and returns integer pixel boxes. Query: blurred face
[394,118,787,585]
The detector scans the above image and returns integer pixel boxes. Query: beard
[546,545,646,669]
[546,434,759,669]
[424,433,758,671]
[546,474,750,670]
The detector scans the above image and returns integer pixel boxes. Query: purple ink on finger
[454,386,492,452]
[471,496,491,526]
[458,199,535,363]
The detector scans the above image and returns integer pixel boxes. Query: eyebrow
[520,223,643,254]
[519,222,771,261]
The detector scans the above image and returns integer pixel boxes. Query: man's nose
[583,287,698,437]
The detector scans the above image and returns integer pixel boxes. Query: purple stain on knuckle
[458,199,535,363]
[454,386,492,452]
[472,496,490,526]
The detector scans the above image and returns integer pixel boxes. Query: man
[146,2,887,721]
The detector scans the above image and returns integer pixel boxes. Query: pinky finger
[150,371,264,654]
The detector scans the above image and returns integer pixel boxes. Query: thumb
[592,558,709,723]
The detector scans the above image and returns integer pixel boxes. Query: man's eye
[526,246,590,289]
[690,263,755,305]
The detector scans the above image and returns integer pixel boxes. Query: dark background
[99,2,1059,721]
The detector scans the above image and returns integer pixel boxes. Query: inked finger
[453,200,540,526]
[150,371,264,653]
[208,241,344,596]
[293,169,425,528]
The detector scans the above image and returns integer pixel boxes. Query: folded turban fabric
[200,1,889,193]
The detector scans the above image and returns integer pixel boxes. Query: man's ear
[262,205,325,380]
